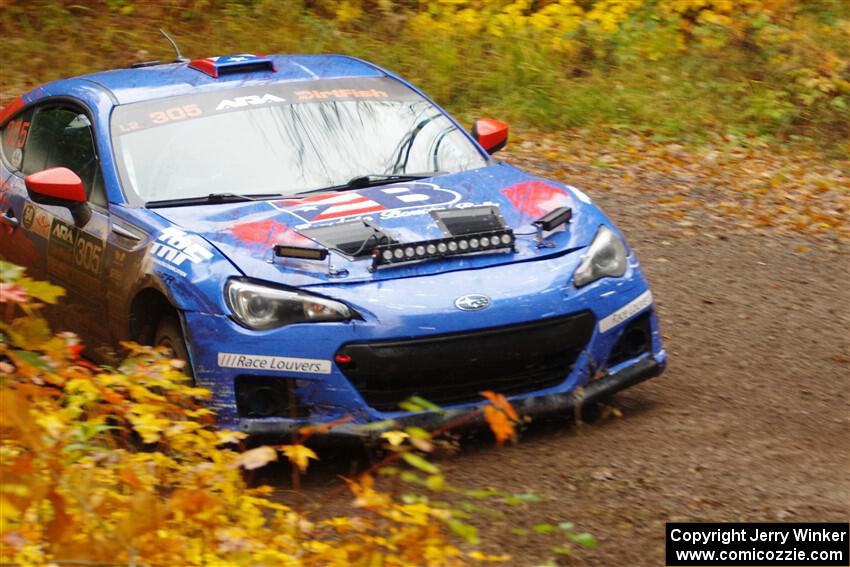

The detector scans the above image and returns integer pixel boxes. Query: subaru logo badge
[455,294,491,311]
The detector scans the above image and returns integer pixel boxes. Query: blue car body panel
[0,54,665,433]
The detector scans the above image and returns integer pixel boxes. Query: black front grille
[336,311,595,411]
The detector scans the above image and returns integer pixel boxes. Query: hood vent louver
[298,220,395,258]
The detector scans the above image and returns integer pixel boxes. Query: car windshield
[110,78,487,203]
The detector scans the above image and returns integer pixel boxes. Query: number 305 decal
[74,233,103,275]
[2,120,30,148]
[149,104,202,124]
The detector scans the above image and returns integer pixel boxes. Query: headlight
[225,279,355,330]
[572,225,628,288]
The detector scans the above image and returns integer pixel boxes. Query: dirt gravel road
[289,147,850,565]
[442,189,850,565]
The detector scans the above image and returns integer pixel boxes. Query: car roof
[75,54,387,105]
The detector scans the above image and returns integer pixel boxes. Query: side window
[1,108,34,171]
[22,106,106,206]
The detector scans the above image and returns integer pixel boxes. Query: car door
[13,103,112,356]
[0,106,43,277]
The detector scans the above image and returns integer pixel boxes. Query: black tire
[153,316,194,381]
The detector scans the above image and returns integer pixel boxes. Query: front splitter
[238,354,666,439]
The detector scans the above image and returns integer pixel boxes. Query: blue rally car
[0,53,665,435]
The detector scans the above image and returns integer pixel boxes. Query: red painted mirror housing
[472,118,509,154]
[25,167,86,203]
[24,167,91,226]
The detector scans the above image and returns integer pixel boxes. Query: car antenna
[160,28,189,63]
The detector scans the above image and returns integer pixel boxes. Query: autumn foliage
[0,0,847,152]
[0,261,594,565]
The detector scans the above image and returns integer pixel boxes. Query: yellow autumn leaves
[0,315,475,565]
[2,261,564,565]
[339,0,812,56]
[235,444,319,471]
[331,0,847,114]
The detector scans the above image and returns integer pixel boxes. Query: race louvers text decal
[598,290,653,333]
[217,353,331,374]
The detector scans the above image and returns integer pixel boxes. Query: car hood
[150,163,603,288]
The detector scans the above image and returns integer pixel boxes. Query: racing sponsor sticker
[106,249,127,285]
[598,290,653,333]
[295,88,388,100]
[272,182,462,224]
[500,180,571,219]
[74,230,104,275]
[0,178,11,209]
[149,227,213,276]
[217,353,331,374]
[46,218,105,291]
[216,93,286,111]
[47,218,79,284]
[2,119,30,149]
[111,77,419,134]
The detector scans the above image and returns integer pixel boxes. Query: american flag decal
[272,183,461,224]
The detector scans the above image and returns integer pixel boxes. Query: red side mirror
[25,167,86,204]
[24,167,91,226]
[472,118,509,154]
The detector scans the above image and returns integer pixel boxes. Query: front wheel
[154,316,194,381]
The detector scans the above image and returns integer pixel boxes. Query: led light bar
[274,245,329,261]
[533,207,572,232]
[370,229,515,271]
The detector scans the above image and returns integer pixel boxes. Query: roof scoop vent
[188,54,276,78]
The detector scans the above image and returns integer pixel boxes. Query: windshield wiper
[347,172,446,189]
[146,193,286,208]
[295,172,445,197]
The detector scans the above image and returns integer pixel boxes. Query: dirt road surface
[284,144,850,566]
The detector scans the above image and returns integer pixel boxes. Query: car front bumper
[182,248,665,432]
[238,353,665,438]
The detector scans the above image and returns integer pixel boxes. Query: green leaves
[533,523,557,534]
[0,262,65,351]
[569,532,598,549]
[402,452,440,475]
[398,395,442,412]
[0,261,25,281]
[504,492,543,505]
[447,518,480,544]
[506,516,596,563]
[17,278,65,304]
[0,261,65,305]
[5,315,52,348]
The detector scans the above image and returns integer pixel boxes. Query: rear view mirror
[25,167,91,226]
[472,118,509,154]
